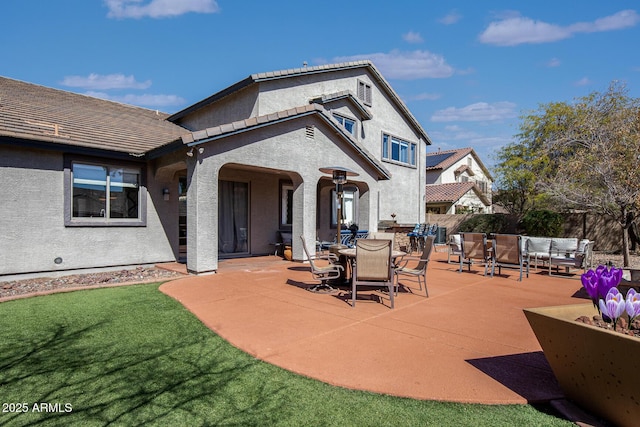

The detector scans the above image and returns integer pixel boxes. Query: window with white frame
[357,80,372,105]
[66,160,145,226]
[381,133,416,166]
[333,113,356,135]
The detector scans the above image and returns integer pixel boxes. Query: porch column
[291,175,317,261]
[186,154,218,274]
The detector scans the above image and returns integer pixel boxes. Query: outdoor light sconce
[319,166,359,247]
[163,188,170,201]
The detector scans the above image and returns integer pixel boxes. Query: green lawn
[0,283,572,426]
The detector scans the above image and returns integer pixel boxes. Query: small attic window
[305,125,315,139]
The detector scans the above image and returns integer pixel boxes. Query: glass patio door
[218,180,249,254]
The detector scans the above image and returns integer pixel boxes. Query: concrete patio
[159,250,590,406]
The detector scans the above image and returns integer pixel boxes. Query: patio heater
[319,166,359,247]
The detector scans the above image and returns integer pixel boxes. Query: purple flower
[581,265,623,313]
[599,288,626,325]
[597,267,622,300]
[581,269,599,303]
[626,288,640,322]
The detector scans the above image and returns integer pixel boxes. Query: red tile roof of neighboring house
[426,147,493,181]
[426,182,491,206]
[426,147,473,170]
[454,164,475,176]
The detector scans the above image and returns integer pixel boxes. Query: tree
[492,138,551,214]
[517,82,640,266]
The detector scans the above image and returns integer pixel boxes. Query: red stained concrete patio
[159,250,589,405]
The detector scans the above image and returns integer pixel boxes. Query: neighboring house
[425,147,493,214]
[0,61,431,278]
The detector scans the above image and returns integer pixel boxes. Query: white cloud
[333,50,455,80]
[105,0,219,19]
[403,31,423,43]
[570,9,640,33]
[479,9,640,46]
[574,77,592,86]
[431,101,518,122]
[61,73,151,90]
[85,91,186,108]
[546,58,561,67]
[439,10,461,25]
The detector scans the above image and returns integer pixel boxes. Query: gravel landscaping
[0,266,185,300]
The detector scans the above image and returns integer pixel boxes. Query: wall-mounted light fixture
[319,166,359,247]
[163,188,170,201]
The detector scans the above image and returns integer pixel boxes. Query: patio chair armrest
[395,256,427,269]
[311,253,339,263]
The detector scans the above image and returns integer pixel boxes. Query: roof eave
[183,105,390,181]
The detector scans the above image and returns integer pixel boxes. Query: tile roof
[0,76,187,155]
[426,147,493,181]
[310,90,372,120]
[425,147,473,170]
[454,164,475,176]
[182,103,391,180]
[169,61,431,144]
[425,182,490,206]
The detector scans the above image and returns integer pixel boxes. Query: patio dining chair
[395,235,435,297]
[300,235,344,291]
[459,232,492,276]
[351,239,394,308]
[491,234,529,281]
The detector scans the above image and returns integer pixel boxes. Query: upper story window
[333,113,356,135]
[357,80,372,105]
[382,133,416,167]
[65,158,146,226]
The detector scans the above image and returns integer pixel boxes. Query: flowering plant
[580,265,623,312]
[581,265,640,330]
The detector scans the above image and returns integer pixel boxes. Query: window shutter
[357,80,372,105]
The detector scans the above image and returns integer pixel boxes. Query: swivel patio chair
[395,235,435,297]
[351,239,394,308]
[300,235,344,291]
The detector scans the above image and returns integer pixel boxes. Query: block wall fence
[383,213,629,253]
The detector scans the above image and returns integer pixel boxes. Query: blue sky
[3,1,640,168]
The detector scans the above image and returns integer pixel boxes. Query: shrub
[521,210,564,237]
[457,214,510,234]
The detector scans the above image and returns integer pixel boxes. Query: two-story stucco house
[0,61,431,278]
[425,147,493,214]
